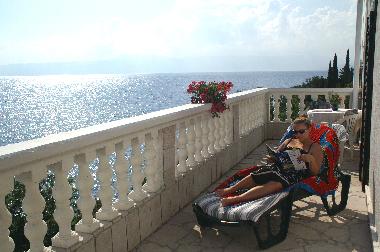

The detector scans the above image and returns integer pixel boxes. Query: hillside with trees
[293,49,354,88]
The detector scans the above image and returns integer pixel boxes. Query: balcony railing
[0,87,353,252]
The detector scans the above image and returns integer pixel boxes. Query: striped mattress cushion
[194,191,289,222]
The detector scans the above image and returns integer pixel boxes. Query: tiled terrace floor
[135,141,372,252]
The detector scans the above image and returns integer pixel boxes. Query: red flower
[187,80,233,117]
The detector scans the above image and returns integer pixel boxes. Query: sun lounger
[193,124,351,249]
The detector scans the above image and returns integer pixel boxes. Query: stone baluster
[339,95,345,108]
[213,117,221,152]
[201,114,210,159]
[219,113,226,149]
[257,96,262,125]
[51,158,80,249]
[299,94,306,114]
[129,136,147,201]
[96,146,119,221]
[239,101,244,135]
[252,98,258,129]
[311,94,319,107]
[114,141,134,210]
[260,95,265,125]
[273,94,280,122]
[0,174,14,252]
[143,130,163,192]
[17,169,47,252]
[186,119,196,166]
[208,116,216,155]
[286,94,292,122]
[255,97,260,126]
[245,99,250,132]
[194,116,203,162]
[241,100,247,134]
[246,99,251,132]
[325,93,330,104]
[225,109,233,145]
[75,153,101,233]
[177,121,187,173]
[249,98,255,130]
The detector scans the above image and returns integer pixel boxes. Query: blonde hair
[292,115,311,128]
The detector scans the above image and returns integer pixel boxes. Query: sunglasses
[293,129,307,135]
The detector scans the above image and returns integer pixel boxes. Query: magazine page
[284,149,307,170]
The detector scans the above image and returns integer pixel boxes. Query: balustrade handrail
[0,87,268,172]
[268,87,353,94]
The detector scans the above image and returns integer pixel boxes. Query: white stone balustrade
[268,88,353,122]
[0,87,353,251]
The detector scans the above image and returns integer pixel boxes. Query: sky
[0,0,357,74]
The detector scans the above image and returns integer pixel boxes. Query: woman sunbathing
[216,116,324,206]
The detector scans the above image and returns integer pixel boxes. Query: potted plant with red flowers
[187,81,233,117]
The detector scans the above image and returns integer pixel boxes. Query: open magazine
[266,144,307,170]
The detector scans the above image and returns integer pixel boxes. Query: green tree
[331,53,339,87]
[339,49,354,87]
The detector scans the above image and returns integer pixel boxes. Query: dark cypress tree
[339,49,354,87]
[327,60,333,88]
[332,53,339,87]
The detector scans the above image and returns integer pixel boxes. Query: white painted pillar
[219,113,226,149]
[114,141,134,210]
[96,146,119,221]
[213,117,221,152]
[128,137,147,201]
[75,153,101,233]
[176,121,187,173]
[201,114,210,159]
[286,94,292,122]
[18,169,47,252]
[51,158,80,248]
[208,116,216,155]
[0,174,14,252]
[273,94,280,122]
[299,94,306,114]
[186,119,196,166]
[143,131,162,193]
[194,116,203,162]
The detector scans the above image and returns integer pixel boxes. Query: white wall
[369,0,380,242]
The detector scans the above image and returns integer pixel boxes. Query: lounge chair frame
[193,169,351,249]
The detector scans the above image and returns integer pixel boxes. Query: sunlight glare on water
[0,71,325,146]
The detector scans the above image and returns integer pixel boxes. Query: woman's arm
[277,138,293,152]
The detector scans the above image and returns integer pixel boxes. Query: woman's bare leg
[215,174,256,197]
[221,181,283,206]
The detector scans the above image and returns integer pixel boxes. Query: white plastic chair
[339,114,360,159]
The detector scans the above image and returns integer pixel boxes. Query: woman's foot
[215,187,234,197]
